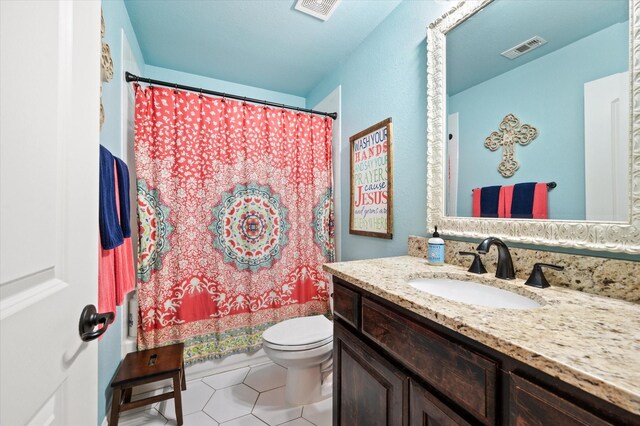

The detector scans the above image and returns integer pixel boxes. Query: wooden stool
[109,343,186,426]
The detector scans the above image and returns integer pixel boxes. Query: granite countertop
[323,256,640,415]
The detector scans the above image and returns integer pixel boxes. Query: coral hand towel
[532,183,548,219]
[499,185,514,218]
[472,188,481,217]
[98,241,116,319]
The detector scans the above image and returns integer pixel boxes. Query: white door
[584,71,630,222]
[1,1,101,425]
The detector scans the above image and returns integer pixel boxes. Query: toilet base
[284,366,324,406]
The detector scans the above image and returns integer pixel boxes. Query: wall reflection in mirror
[445,0,629,222]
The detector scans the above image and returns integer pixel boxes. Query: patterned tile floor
[116,361,332,426]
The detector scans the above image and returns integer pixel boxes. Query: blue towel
[114,158,131,238]
[511,182,536,218]
[480,186,501,217]
[99,146,124,249]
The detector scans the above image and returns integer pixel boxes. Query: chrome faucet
[476,237,516,280]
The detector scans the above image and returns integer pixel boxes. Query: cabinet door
[334,321,408,426]
[410,380,472,426]
[509,373,613,426]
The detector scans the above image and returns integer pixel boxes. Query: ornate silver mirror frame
[426,0,640,254]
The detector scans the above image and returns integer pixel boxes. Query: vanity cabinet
[410,379,471,426]
[334,321,407,425]
[332,277,638,426]
[509,374,613,426]
[334,321,469,426]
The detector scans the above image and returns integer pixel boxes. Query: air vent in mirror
[294,0,341,21]
[501,36,547,60]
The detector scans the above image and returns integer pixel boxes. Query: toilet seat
[262,315,332,352]
[263,336,332,351]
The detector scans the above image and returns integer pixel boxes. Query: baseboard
[186,349,269,381]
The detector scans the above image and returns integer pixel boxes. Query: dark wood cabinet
[410,379,471,426]
[334,321,408,426]
[362,297,496,424]
[331,277,640,426]
[509,373,613,426]
[333,283,360,329]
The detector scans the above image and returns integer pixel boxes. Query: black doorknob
[78,304,115,342]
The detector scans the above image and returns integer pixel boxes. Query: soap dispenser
[427,226,445,265]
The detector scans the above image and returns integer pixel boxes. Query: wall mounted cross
[484,113,538,177]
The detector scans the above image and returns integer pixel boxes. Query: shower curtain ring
[222,93,227,102]
[174,83,179,94]
[199,88,204,98]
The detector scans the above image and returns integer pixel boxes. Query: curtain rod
[125,72,337,120]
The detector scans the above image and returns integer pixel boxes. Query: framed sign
[349,117,393,239]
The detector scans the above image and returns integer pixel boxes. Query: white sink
[408,278,541,309]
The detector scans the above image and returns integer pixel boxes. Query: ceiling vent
[501,36,547,60]
[294,0,341,21]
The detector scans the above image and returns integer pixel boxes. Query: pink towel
[98,241,116,325]
[115,239,135,305]
[532,183,548,219]
[113,163,136,306]
[472,188,481,217]
[499,185,514,218]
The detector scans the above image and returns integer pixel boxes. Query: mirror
[426,0,640,253]
[447,0,628,221]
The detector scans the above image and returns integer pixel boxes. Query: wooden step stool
[109,343,186,426]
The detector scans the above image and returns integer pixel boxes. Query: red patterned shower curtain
[133,86,334,364]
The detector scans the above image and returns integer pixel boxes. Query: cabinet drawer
[410,379,471,426]
[333,281,360,329]
[509,373,613,426]
[362,298,497,425]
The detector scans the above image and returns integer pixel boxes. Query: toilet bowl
[262,314,333,405]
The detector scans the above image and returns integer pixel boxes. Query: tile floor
[116,361,332,426]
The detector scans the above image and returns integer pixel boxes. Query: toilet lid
[262,315,332,347]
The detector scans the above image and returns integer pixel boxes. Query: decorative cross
[484,113,538,177]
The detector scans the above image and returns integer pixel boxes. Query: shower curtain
[134,85,334,364]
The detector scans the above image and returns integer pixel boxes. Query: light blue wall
[307,0,451,261]
[144,65,306,108]
[450,22,628,219]
[99,1,145,425]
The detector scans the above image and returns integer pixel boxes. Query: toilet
[262,314,333,405]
